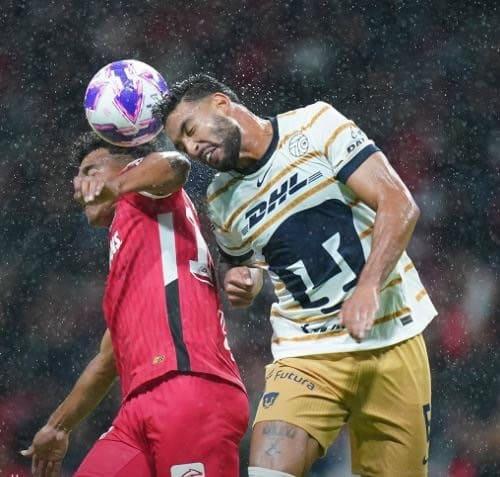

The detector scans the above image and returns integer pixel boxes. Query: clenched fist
[224,266,263,308]
[339,284,380,342]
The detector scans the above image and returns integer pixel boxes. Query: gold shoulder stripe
[224,176,336,252]
[277,104,330,150]
[359,226,373,239]
[404,262,415,273]
[221,150,322,232]
[381,277,403,291]
[415,289,427,301]
[207,176,241,204]
[279,109,299,118]
[324,121,355,156]
[272,307,411,344]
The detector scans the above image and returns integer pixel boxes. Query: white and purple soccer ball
[84,59,169,147]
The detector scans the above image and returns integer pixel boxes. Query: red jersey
[103,187,244,400]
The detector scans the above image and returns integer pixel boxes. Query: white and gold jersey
[207,101,437,359]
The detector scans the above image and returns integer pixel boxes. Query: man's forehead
[166,98,211,133]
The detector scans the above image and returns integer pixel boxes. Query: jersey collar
[234,117,279,176]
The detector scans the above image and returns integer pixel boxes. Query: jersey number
[158,207,213,286]
[263,200,365,314]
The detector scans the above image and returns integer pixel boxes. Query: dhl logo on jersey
[243,171,323,232]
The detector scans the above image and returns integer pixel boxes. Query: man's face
[165,95,241,172]
[76,148,123,227]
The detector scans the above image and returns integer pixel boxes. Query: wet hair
[72,131,162,165]
[154,73,241,124]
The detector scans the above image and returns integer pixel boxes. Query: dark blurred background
[0,1,499,475]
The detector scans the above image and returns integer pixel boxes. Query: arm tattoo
[263,422,297,439]
[265,439,281,457]
[262,422,298,456]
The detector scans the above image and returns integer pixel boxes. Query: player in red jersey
[22,133,248,477]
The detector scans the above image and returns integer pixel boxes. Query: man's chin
[212,154,239,172]
[85,205,114,228]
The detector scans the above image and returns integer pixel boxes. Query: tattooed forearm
[263,422,297,439]
[265,439,281,457]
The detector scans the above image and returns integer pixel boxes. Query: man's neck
[233,106,274,170]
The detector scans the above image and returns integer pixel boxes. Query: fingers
[339,304,376,342]
[224,268,254,294]
[46,460,56,477]
[48,460,62,477]
[225,267,253,288]
[20,446,33,457]
[32,453,38,475]
[225,283,254,307]
[73,177,105,203]
[35,456,48,477]
[224,267,256,308]
[87,178,105,203]
[73,176,83,202]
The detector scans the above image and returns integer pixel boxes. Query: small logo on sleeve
[288,132,309,157]
[170,463,205,477]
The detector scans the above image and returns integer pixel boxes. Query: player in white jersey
[158,74,437,477]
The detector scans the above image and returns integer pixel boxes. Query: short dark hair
[154,73,241,124]
[72,131,163,165]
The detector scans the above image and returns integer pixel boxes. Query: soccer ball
[84,59,169,147]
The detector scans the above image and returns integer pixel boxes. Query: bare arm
[75,152,190,204]
[110,151,190,197]
[46,328,117,431]
[21,330,117,476]
[339,151,420,340]
[346,150,420,289]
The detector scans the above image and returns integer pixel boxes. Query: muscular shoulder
[278,101,343,130]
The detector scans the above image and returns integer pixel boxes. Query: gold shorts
[254,334,431,477]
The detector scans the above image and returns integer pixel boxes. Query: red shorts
[75,373,249,477]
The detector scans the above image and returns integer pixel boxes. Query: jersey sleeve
[211,217,255,266]
[312,102,380,183]
[206,187,254,265]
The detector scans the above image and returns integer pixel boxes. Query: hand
[224,267,263,308]
[21,424,69,476]
[339,284,380,342]
[73,176,119,205]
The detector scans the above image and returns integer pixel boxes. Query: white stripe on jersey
[158,213,178,285]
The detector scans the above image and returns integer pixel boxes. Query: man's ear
[212,92,231,112]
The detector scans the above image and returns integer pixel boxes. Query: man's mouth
[202,146,217,165]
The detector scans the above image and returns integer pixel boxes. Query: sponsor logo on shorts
[262,392,279,408]
[170,463,205,477]
[266,369,316,391]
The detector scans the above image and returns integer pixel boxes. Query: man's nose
[185,139,200,158]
